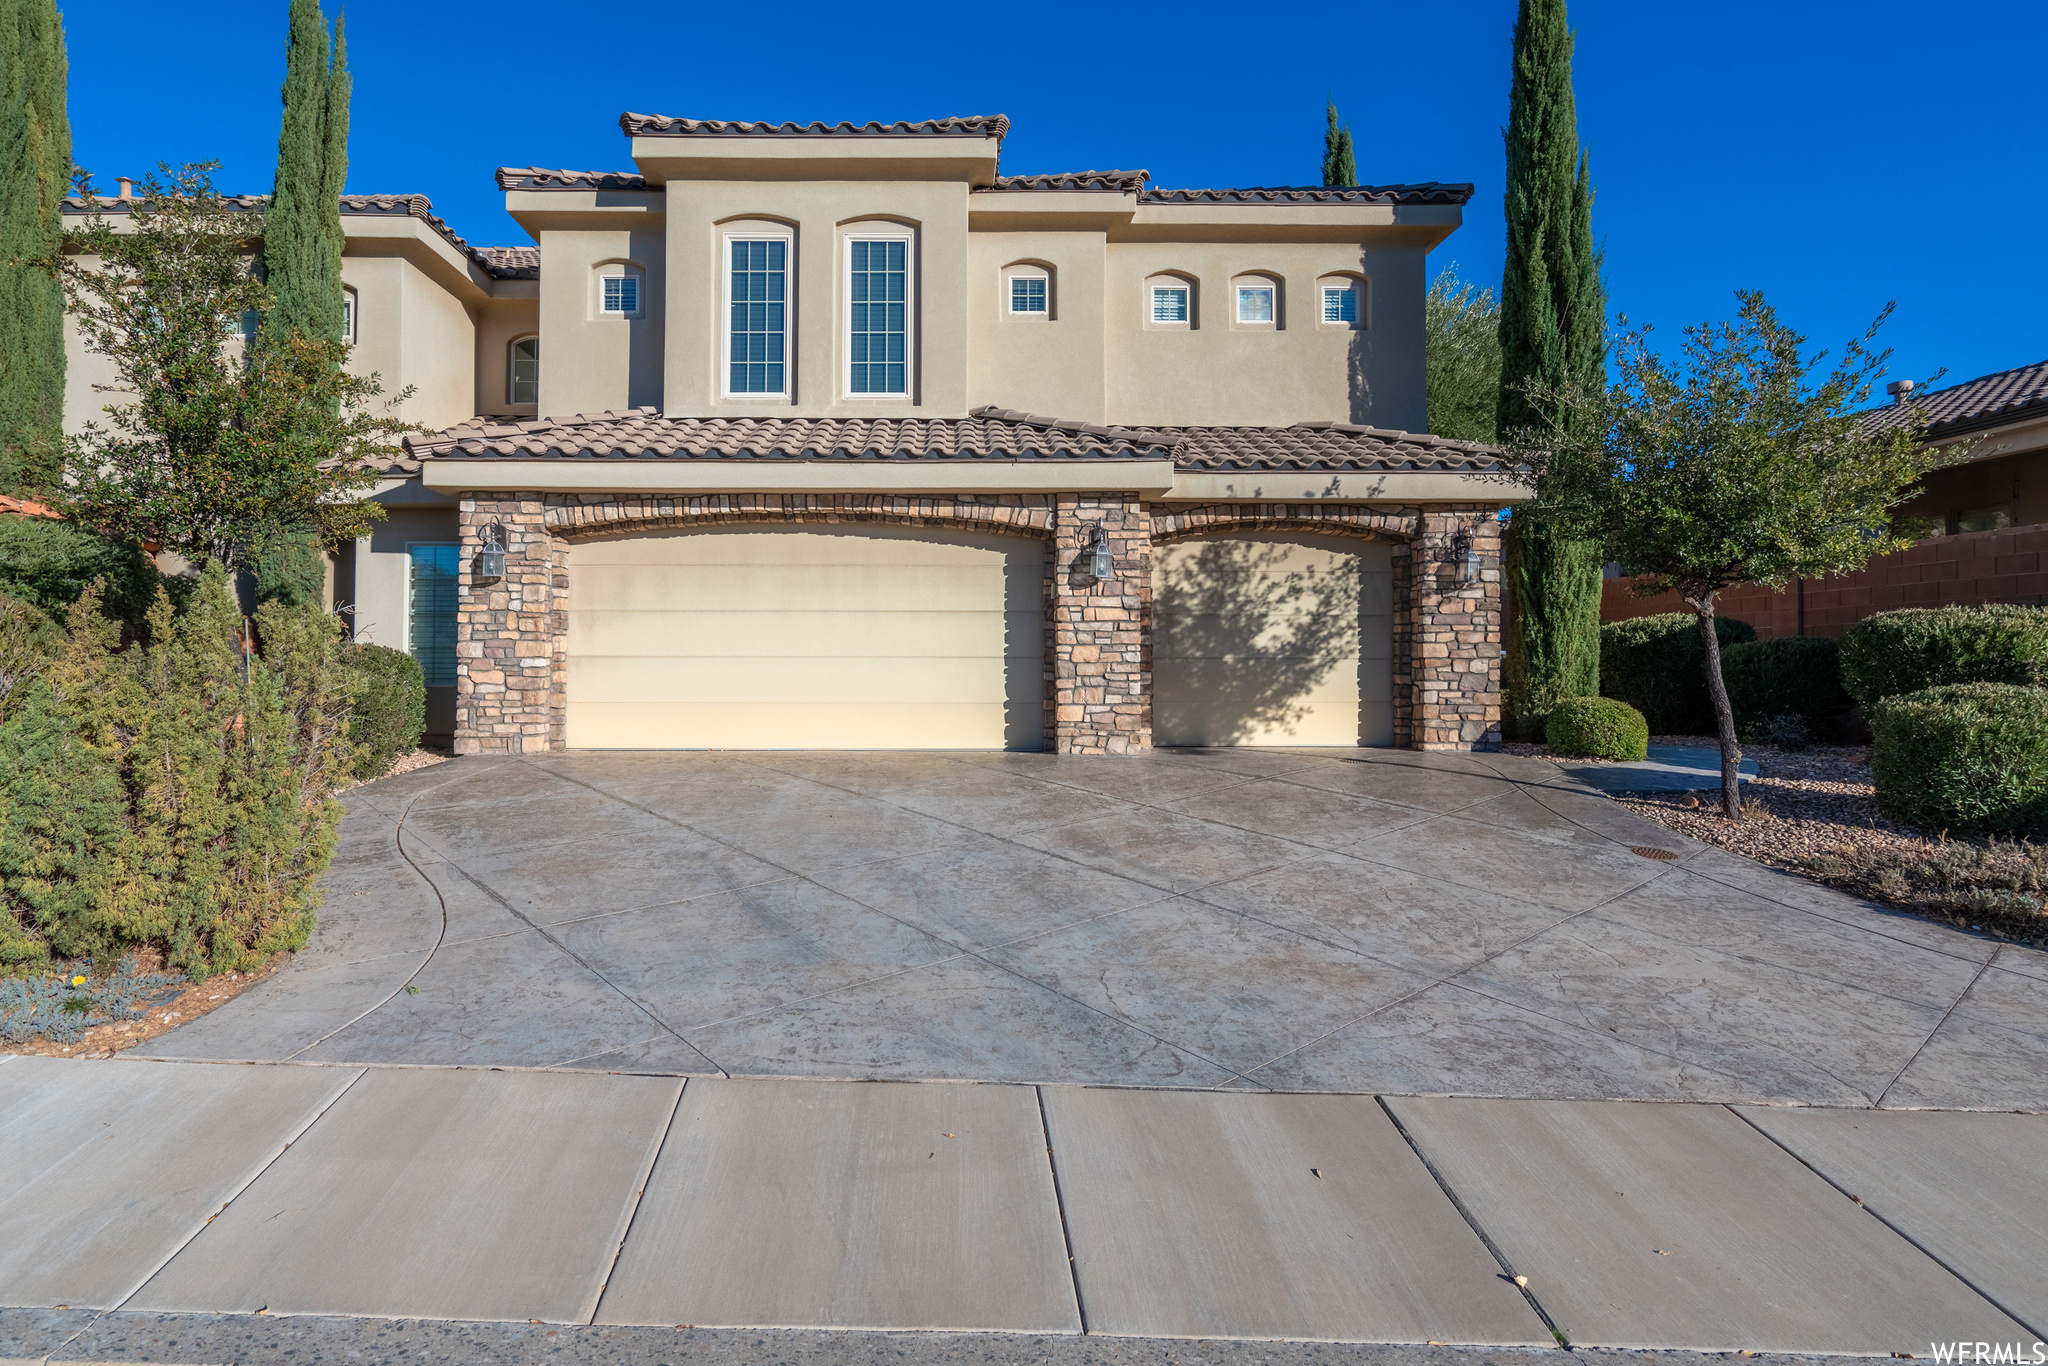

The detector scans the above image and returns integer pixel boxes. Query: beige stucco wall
[331,254,481,433]
[1100,241,1427,430]
[473,294,541,420]
[60,258,126,435]
[659,180,971,418]
[538,229,666,418]
[967,230,1108,422]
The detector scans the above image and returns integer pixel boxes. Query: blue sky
[67,0,2043,393]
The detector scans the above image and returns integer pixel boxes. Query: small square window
[1322,285,1358,324]
[1010,276,1047,314]
[1151,286,1189,323]
[602,275,639,315]
[1237,286,1274,323]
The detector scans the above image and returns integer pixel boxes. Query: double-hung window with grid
[728,239,787,395]
[847,238,908,395]
[1010,276,1047,314]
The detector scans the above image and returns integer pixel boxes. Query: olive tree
[1511,291,1956,816]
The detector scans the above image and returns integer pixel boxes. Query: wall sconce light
[1087,525,1114,584]
[476,522,507,583]
[1452,527,1480,584]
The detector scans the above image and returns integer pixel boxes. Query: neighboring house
[64,113,1526,756]
[1602,360,2048,639]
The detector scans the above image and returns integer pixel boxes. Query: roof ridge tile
[621,113,1010,140]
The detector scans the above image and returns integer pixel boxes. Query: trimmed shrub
[1722,636,1852,737]
[1869,683,2048,838]
[1839,605,2048,708]
[346,644,425,780]
[0,515,172,637]
[1599,612,1757,734]
[0,564,351,979]
[1546,695,1650,761]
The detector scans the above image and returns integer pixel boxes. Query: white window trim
[342,286,358,344]
[507,335,540,406]
[1148,283,1192,327]
[598,271,643,319]
[1006,268,1050,316]
[842,229,915,401]
[1319,281,1363,326]
[1234,282,1276,326]
[722,230,794,400]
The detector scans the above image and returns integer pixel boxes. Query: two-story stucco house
[67,113,1523,756]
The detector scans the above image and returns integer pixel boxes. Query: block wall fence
[452,492,1504,756]
[1601,523,2048,639]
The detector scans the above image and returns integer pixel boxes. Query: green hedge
[1869,683,2048,838]
[346,644,425,780]
[1546,695,1650,760]
[0,516,174,638]
[1599,613,1757,734]
[1722,636,1851,736]
[0,565,350,979]
[1839,605,2048,708]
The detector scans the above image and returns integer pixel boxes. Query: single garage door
[1153,529,1392,747]
[564,524,1044,750]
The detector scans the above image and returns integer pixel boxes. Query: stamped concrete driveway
[143,748,2048,1109]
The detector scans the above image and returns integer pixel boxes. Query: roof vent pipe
[115,176,134,200]
[1886,379,1916,406]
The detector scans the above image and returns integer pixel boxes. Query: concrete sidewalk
[2,1056,2043,1360]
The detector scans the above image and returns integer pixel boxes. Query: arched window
[1232,273,1283,329]
[1145,273,1197,329]
[592,261,646,319]
[508,336,539,406]
[1318,273,1367,327]
[1005,263,1051,316]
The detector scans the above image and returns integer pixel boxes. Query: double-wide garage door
[565,524,1044,750]
[1153,529,1393,747]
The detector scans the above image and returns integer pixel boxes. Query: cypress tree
[0,0,71,495]
[1496,0,1606,740]
[1321,100,1356,187]
[263,0,347,344]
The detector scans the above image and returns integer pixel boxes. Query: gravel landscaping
[1506,734,2048,946]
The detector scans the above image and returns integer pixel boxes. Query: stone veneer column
[1408,510,1503,750]
[1049,493,1153,754]
[455,494,563,755]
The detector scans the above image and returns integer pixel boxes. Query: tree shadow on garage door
[1154,539,1363,745]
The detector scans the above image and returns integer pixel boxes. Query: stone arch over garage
[457,492,1061,754]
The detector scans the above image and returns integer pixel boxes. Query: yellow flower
[70,975,86,987]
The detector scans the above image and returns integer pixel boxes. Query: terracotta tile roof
[60,191,535,281]
[1869,359,2048,439]
[0,493,61,519]
[1162,419,1505,473]
[977,170,1150,194]
[476,246,539,277]
[620,112,1009,141]
[406,408,1171,462]
[402,406,1506,475]
[1141,183,1475,207]
[496,167,650,191]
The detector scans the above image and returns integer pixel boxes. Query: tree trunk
[1691,594,1742,818]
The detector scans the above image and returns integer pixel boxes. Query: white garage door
[565,524,1044,750]
[1153,529,1392,747]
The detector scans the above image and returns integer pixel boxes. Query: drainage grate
[1630,845,1679,861]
